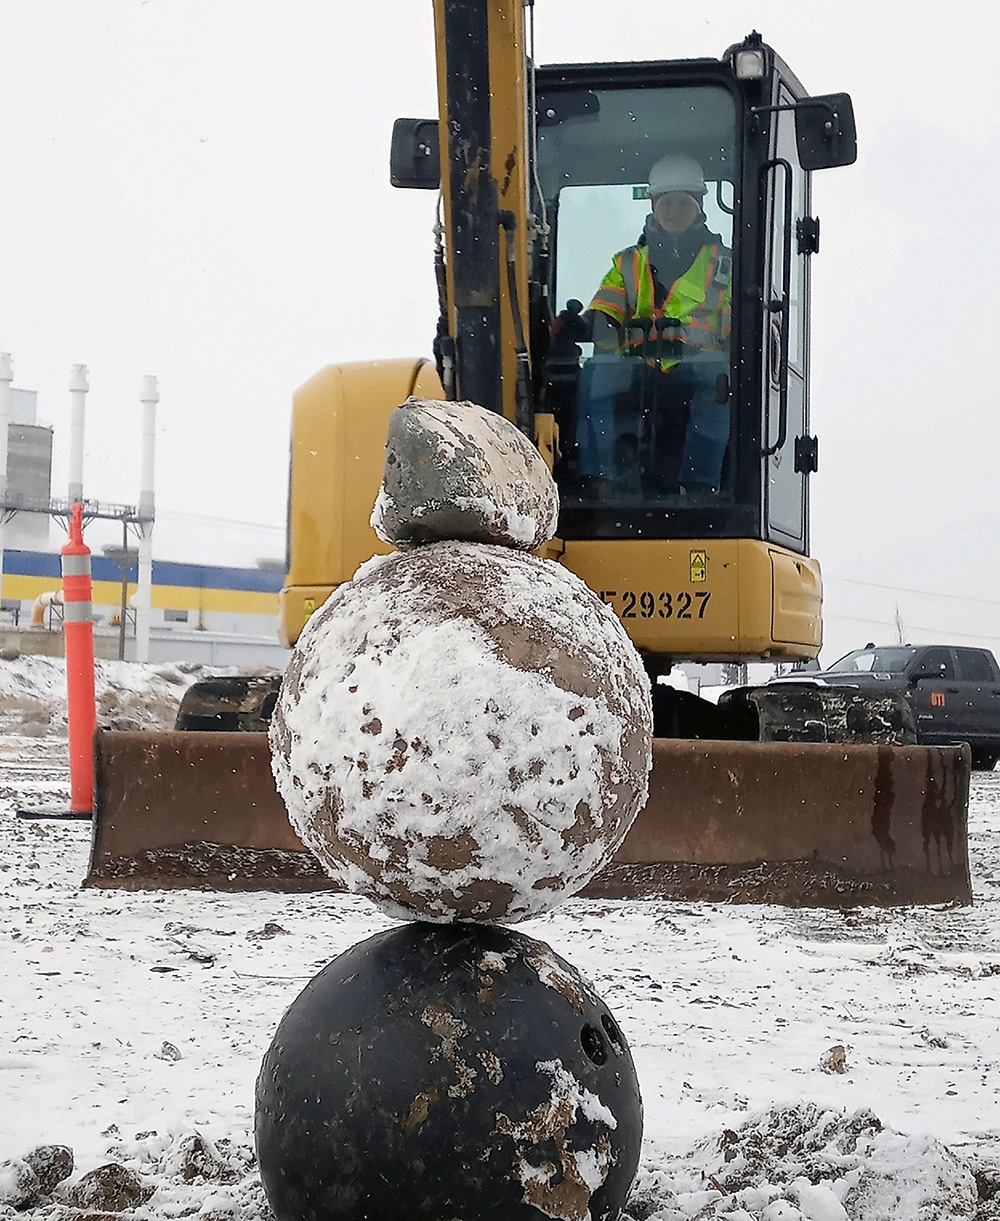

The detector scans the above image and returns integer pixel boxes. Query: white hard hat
[648,153,706,197]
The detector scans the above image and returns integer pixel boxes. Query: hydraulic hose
[498,210,534,439]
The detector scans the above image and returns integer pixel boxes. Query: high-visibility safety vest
[589,241,732,370]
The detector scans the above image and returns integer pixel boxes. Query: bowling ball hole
[601,1013,624,1052]
[580,1023,607,1065]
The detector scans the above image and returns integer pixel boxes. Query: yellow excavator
[87,1,971,905]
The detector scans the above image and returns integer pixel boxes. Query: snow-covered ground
[0,655,257,738]
[2,659,1000,1219]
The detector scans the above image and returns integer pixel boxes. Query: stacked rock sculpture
[259,399,653,1221]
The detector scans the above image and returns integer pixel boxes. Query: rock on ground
[67,1162,154,1212]
[3,1108,994,1221]
[0,1132,262,1221]
[270,541,652,923]
[622,1103,984,1220]
[371,398,559,551]
[0,1158,42,1210]
[23,1145,73,1196]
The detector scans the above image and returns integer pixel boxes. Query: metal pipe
[67,364,89,505]
[30,588,63,629]
[135,374,158,663]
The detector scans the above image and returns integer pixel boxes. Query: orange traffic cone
[17,502,96,822]
[61,503,96,817]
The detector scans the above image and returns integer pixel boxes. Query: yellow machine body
[279,357,443,647]
[560,539,821,659]
[281,359,821,662]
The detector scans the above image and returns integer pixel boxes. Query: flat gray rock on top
[371,398,559,550]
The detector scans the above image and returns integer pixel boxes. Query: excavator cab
[526,41,856,672]
[386,33,857,674]
[392,32,857,671]
[538,50,852,539]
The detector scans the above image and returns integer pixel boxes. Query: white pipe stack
[135,374,158,663]
[31,588,64,627]
[0,352,11,613]
[67,364,89,505]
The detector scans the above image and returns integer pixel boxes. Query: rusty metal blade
[87,730,333,892]
[87,731,971,906]
[582,739,972,906]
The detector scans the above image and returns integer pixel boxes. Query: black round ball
[255,922,642,1221]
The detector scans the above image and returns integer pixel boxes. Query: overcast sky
[1,0,997,663]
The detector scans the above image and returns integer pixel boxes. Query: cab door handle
[761,156,793,458]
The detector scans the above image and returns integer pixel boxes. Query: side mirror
[390,118,440,189]
[794,93,857,171]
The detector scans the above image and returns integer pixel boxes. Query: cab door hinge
[794,434,819,474]
[797,216,820,255]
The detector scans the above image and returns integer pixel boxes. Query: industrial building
[1,380,289,666]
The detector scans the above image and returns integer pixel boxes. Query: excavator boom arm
[433,0,534,430]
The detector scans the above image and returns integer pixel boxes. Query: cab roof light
[732,31,768,80]
[735,48,766,80]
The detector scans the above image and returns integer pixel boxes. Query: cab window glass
[827,647,913,673]
[956,649,995,682]
[770,86,807,370]
[915,648,954,680]
[537,84,737,513]
[554,182,734,318]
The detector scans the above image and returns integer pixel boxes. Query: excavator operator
[578,153,732,499]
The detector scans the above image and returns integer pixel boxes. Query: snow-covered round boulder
[270,542,652,922]
[371,398,559,550]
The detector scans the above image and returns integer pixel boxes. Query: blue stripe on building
[7,549,284,594]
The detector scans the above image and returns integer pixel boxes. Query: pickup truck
[767,644,1000,769]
